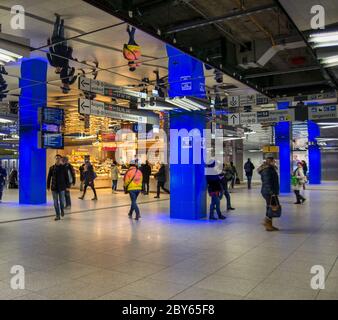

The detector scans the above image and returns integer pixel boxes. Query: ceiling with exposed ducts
[85,0,338,97]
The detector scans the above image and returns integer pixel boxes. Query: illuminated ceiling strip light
[313,41,338,48]
[322,61,338,68]
[321,55,338,64]
[309,31,338,38]
[321,125,338,129]
[0,53,13,63]
[165,98,193,111]
[0,118,13,124]
[181,97,208,110]
[0,48,23,60]
[309,35,338,43]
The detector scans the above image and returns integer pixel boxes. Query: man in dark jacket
[244,158,255,189]
[219,172,235,211]
[140,161,151,195]
[257,157,280,231]
[154,163,170,198]
[0,161,7,203]
[47,155,69,221]
[63,156,76,208]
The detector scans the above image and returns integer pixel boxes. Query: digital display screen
[40,133,64,149]
[41,123,60,133]
[40,108,64,125]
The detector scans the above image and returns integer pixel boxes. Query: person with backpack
[244,158,255,189]
[124,160,143,220]
[78,159,97,201]
[292,162,307,204]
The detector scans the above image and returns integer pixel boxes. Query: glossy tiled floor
[0,183,337,300]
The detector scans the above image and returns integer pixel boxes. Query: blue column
[275,102,292,193]
[308,121,321,184]
[170,112,206,219]
[19,58,47,204]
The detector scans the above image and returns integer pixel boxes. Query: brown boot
[263,217,275,232]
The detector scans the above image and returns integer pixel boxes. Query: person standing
[79,160,98,201]
[257,157,280,231]
[292,162,307,204]
[219,168,235,212]
[63,157,76,208]
[47,155,69,221]
[0,161,7,203]
[140,161,151,195]
[206,162,226,220]
[111,161,120,193]
[124,161,143,220]
[301,160,308,190]
[229,161,238,189]
[244,158,255,189]
[8,167,18,189]
[154,163,170,199]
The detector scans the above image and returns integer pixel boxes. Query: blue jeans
[210,195,222,217]
[52,191,66,218]
[129,190,140,218]
[112,180,118,191]
[222,190,232,210]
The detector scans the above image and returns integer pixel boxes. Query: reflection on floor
[0,183,337,300]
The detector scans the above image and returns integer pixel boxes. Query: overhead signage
[308,105,338,120]
[78,76,145,102]
[228,109,295,126]
[228,96,240,108]
[240,94,256,106]
[39,133,64,149]
[78,99,148,124]
[39,107,64,126]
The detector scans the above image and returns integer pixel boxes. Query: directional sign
[239,112,257,125]
[256,109,295,123]
[78,77,91,92]
[228,113,240,125]
[78,99,91,115]
[228,109,295,126]
[228,96,240,108]
[309,105,338,120]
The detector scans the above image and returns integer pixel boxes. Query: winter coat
[155,165,166,183]
[0,167,7,186]
[83,164,96,185]
[206,174,223,196]
[124,166,143,191]
[47,164,69,192]
[293,167,306,191]
[111,165,120,181]
[244,161,255,177]
[140,164,152,182]
[64,163,76,187]
[257,163,280,196]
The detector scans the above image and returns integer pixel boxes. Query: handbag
[267,195,282,218]
[124,169,138,194]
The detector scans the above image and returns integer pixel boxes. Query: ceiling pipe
[245,66,321,78]
[166,4,277,34]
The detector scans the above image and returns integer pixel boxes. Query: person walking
[47,155,69,221]
[219,168,235,212]
[0,161,7,203]
[244,158,255,189]
[8,167,18,189]
[79,162,85,192]
[111,161,120,193]
[140,161,151,195]
[257,157,280,231]
[124,160,143,220]
[63,156,76,208]
[79,160,98,201]
[301,160,308,190]
[154,163,170,198]
[292,162,307,204]
[229,161,238,189]
[206,162,226,220]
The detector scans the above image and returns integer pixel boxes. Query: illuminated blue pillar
[170,112,207,219]
[167,45,207,219]
[275,102,292,193]
[19,58,47,204]
[308,121,321,184]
